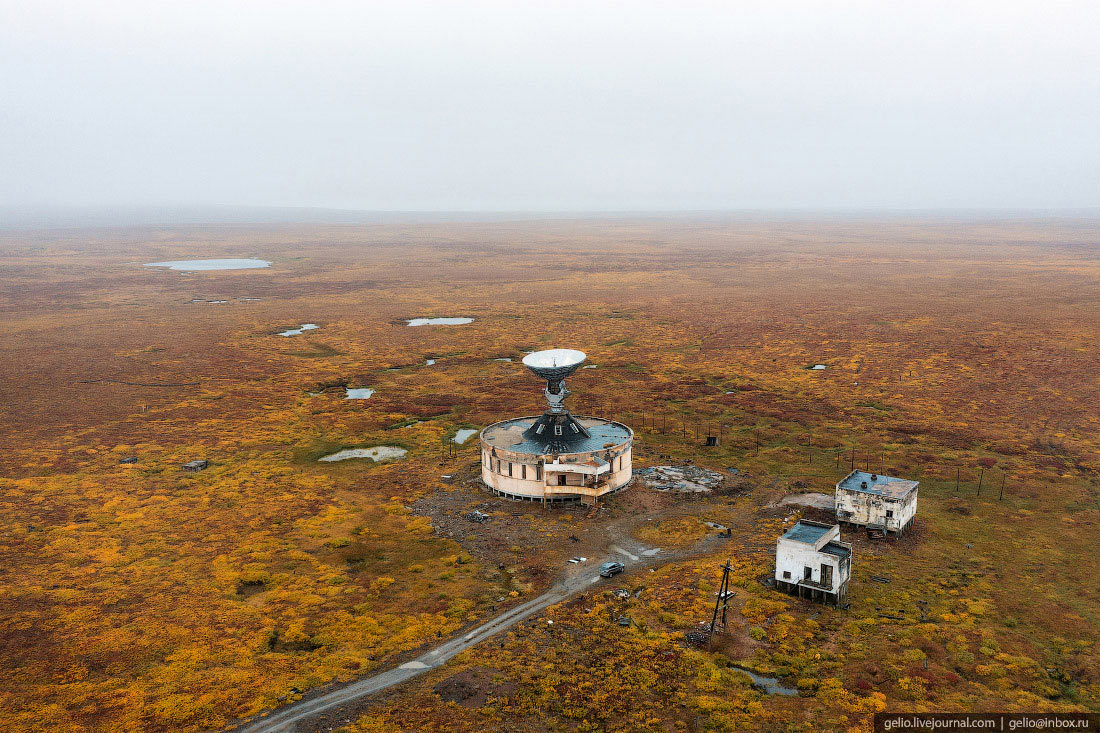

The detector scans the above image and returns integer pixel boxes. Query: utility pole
[709,560,733,637]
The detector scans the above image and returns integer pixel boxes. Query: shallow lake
[318,446,407,462]
[452,428,478,444]
[406,317,473,326]
[345,388,375,399]
[733,667,798,696]
[279,323,319,337]
[144,258,271,271]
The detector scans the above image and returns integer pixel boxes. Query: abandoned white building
[774,520,852,605]
[480,349,633,504]
[835,470,918,536]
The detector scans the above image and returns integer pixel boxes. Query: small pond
[406,317,473,326]
[810,364,827,370]
[733,667,798,696]
[279,323,318,337]
[452,428,478,444]
[145,259,271,271]
[345,387,375,399]
[318,446,407,463]
[425,358,436,366]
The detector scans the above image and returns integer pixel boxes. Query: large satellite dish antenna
[520,348,591,449]
[522,348,587,423]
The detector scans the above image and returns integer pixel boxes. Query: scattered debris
[119,456,137,464]
[870,575,892,583]
[182,460,208,472]
[636,465,724,493]
[463,510,490,523]
[684,630,709,647]
[613,588,631,599]
[617,616,632,627]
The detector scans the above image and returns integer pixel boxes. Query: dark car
[599,561,625,578]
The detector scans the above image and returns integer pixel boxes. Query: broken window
[804,566,813,580]
[521,464,526,479]
[558,474,567,486]
[782,571,791,579]
[507,462,512,477]
[886,509,894,518]
[554,425,563,436]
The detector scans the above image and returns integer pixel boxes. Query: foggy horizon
[3,1,1099,215]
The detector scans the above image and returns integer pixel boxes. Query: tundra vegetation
[0,219,1098,731]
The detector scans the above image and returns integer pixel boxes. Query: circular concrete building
[480,349,633,504]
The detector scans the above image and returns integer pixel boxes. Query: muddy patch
[433,667,516,708]
[769,492,835,511]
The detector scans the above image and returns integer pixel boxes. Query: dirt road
[233,544,650,733]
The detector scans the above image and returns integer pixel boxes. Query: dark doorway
[557,474,567,486]
[820,564,833,588]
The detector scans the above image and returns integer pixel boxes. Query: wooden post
[956,467,960,494]
[999,474,1006,500]
[977,468,984,497]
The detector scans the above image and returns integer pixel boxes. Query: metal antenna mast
[709,559,733,637]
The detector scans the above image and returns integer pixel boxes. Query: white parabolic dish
[522,349,586,370]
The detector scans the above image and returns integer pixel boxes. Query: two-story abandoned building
[774,520,852,605]
[835,470,918,536]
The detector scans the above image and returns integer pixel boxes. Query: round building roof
[481,415,632,456]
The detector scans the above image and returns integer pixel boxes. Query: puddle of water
[492,357,512,362]
[810,364,827,370]
[345,388,375,399]
[452,428,478,444]
[144,259,271,271]
[278,323,319,337]
[318,446,407,462]
[425,359,436,366]
[733,667,798,696]
[406,317,473,326]
[582,365,597,369]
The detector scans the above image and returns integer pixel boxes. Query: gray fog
[2,1,1098,214]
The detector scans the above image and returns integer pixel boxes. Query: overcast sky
[1,1,1098,212]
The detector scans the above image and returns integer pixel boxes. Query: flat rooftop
[781,520,834,546]
[481,416,631,455]
[822,541,852,560]
[837,470,918,499]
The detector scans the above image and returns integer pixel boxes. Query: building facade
[774,520,852,605]
[835,470,918,536]
[480,415,633,503]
